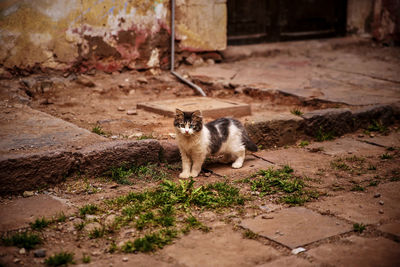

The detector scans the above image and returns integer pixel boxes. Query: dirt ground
[0,128,399,266]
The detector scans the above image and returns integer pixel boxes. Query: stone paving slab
[307,182,400,224]
[256,256,313,267]
[207,155,274,178]
[357,131,400,148]
[307,136,386,157]
[378,222,400,239]
[162,225,281,267]
[137,97,251,118]
[0,194,74,232]
[254,148,333,178]
[307,235,400,267]
[240,207,352,249]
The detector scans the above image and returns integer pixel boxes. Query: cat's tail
[243,134,258,152]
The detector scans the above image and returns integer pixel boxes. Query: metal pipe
[170,0,206,97]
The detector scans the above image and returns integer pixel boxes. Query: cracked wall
[0,0,227,73]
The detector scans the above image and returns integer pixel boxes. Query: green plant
[88,227,105,239]
[380,153,393,160]
[243,230,258,239]
[244,166,318,206]
[368,180,379,186]
[1,232,42,249]
[82,254,91,264]
[55,212,67,222]
[74,222,85,231]
[315,126,335,142]
[107,165,133,185]
[79,204,99,216]
[137,134,154,140]
[91,125,106,136]
[330,159,351,171]
[353,223,366,233]
[367,164,377,171]
[30,217,50,230]
[290,108,303,116]
[367,120,387,134]
[122,229,178,253]
[298,140,309,148]
[351,185,365,192]
[45,252,75,266]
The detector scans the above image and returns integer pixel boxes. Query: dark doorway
[227,0,347,45]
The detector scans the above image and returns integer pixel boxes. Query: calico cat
[174,109,258,178]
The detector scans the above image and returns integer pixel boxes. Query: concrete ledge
[0,139,180,195]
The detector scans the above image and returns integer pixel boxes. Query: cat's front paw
[189,171,199,178]
[232,162,243,169]
[179,172,191,179]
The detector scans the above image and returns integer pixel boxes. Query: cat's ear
[175,108,184,115]
[192,110,202,118]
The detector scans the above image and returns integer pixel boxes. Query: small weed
[91,125,106,136]
[368,180,380,187]
[107,165,133,185]
[243,230,258,239]
[108,241,117,253]
[45,252,75,266]
[380,153,393,160]
[82,254,91,264]
[55,212,67,223]
[298,140,309,148]
[391,176,400,182]
[137,134,154,140]
[351,185,365,191]
[30,217,50,230]
[88,227,105,239]
[1,232,42,249]
[315,126,335,142]
[290,108,303,116]
[367,120,387,134]
[353,223,366,233]
[386,146,395,151]
[367,165,377,171]
[330,159,351,171]
[79,204,99,217]
[122,229,178,253]
[74,222,85,231]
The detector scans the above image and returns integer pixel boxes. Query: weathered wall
[0,0,227,73]
[372,0,400,44]
[347,0,374,34]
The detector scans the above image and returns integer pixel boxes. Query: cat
[174,109,258,178]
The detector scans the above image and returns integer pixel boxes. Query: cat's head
[174,109,203,136]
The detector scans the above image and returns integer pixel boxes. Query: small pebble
[23,191,34,197]
[19,248,26,255]
[291,247,306,255]
[91,251,101,256]
[374,193,381,198]
[33,249,46,258]
[111,135,118,140]
[117,107,125,111]
[127,110,137,115]
[379,209,384,214]
[122,257,128,262]
[379,200,384,205]
[13,258,21,263]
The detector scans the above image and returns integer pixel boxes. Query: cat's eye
[180,123,185,128]
[189,125,194,128]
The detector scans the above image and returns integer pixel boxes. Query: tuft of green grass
[353,223,366,233]
[1,232,42,249]
[107,165,133,185]
[30,217,50,230]
[55,212,67,223]
[351,185,365,192]
[367,120,387,134]
[122,229,178,253]
[245,165,318,205]
[88,227,105,239]
[368,164,377,171]
[330,159,351,171]
[82,254,91,264]
[290,108,303,116]
[298,140,309,148]
[104,163,170,184]
[108,241,117,253]
[45,252,75,266]
[91,125,106,136]
[137,134,154,140]
[380,153,393,160]
[315,126,335,142]
[74,222,85,231]
[79,204,99,217]
[243,229,258,239]
[368,180,379,187]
